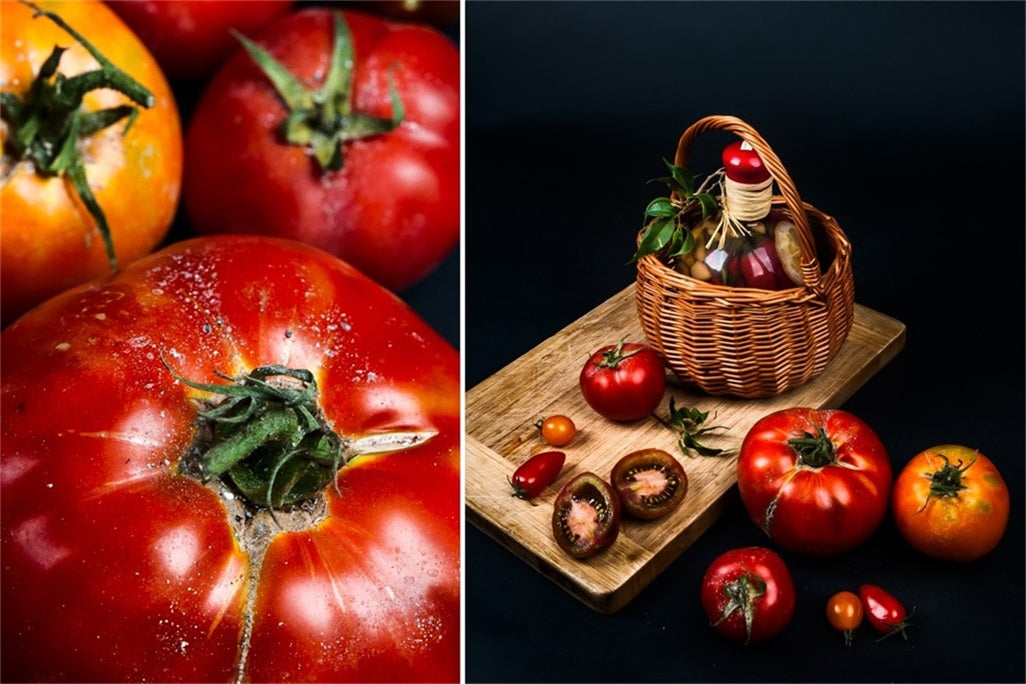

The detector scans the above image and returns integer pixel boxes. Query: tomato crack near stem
[161,356,436,681]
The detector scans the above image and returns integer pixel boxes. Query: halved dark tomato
[551,472,621,558]
[611,448,688,519]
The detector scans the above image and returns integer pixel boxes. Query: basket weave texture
[634,115,855,398]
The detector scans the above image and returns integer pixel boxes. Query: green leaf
[662,158,696,195]
[630,217,676,263]
[644,196,676,219]
[696,192,719,220]
[667,225,695,258]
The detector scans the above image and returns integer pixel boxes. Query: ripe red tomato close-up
[551,472,621,559]
[1,0,182,326]
[107,0,294,81]
[183,8,460,293]
[859,584,913,641]
[579,339,667,422]
[736,407,892,556]
[891,444,1009,562]
[701,546,795,645]
[509,450,566,501]
[1,236,460,682]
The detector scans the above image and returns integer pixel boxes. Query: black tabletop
[465,2,1024,682]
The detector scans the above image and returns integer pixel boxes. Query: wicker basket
[634,115,855,398]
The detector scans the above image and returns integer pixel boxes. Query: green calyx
[595,337,641,369]
[788,426,837,468]
[917,453,974,512]
[235,11,405,173]
[163,359,435,514]
[0,1,155,270]
[713,567,766,646]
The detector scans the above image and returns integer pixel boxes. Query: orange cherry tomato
[536,415,576,446]
[826,590,863,646]
[1,0,183,325]
[891,445,1009,562]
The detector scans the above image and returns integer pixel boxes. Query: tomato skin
[859,584,912,640]
[826,590,863,646]
[183,8,459,293]
[0,0,183,325]
[551,472,621,558]
[538,414,576,446]
[1,235,460,682]
[510,451,566,500]
[701,546,795,644]
[736,408,892,556]
[891,445,1009,562]
[579,340,667,422]
[107,0,294,81]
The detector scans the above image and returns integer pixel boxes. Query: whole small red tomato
[892,445,1009,562]
[736,408,892,556]
[1,235,459,682]
[701,546,795,644]
[108,0,294,81]
[183,8,459,292]
[859,584,913,641]
[1,0,182,325]
[509,451,566,501]
[579,339,666,421]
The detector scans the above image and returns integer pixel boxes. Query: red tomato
[701,546,795,644]
[536,414,576,446]
[183,8,459,292]
[859,584,913,641]
[1,236,459,682]
[579,339,667,422]
[509,451,566,501]
[107,0,293,81]
[551,472,621,558]
[1,0,182,325]
[825,590,863,646]
[736,408,892,555]
[891,445,1009,562]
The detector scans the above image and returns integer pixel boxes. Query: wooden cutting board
[465,285,906,614]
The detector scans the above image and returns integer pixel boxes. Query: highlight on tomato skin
[0,235,461,682]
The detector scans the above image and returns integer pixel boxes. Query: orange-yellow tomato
[892,445,1009,562]
[825,590,863,646]
[1,0,182,325]
[538,414,576,446]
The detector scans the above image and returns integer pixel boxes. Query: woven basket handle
[674,115,823,292]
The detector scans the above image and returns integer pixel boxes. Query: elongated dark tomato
[0,236,460,682]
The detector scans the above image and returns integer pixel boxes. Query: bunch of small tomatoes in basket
[1,2,460,682]
[510,337,1011,647]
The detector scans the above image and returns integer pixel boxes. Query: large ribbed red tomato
[183,8,459,292]
[736,408,892,556]
[1,236,459,682]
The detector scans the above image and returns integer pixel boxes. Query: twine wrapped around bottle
[633,115,855,398]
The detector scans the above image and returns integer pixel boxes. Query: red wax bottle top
[723,140,771,184]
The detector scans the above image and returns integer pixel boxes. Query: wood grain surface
[465,285,906,613]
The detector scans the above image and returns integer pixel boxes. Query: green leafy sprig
[629,159,721,264]
[655,397,732,458]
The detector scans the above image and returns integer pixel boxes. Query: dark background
[465,2,1024,682]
